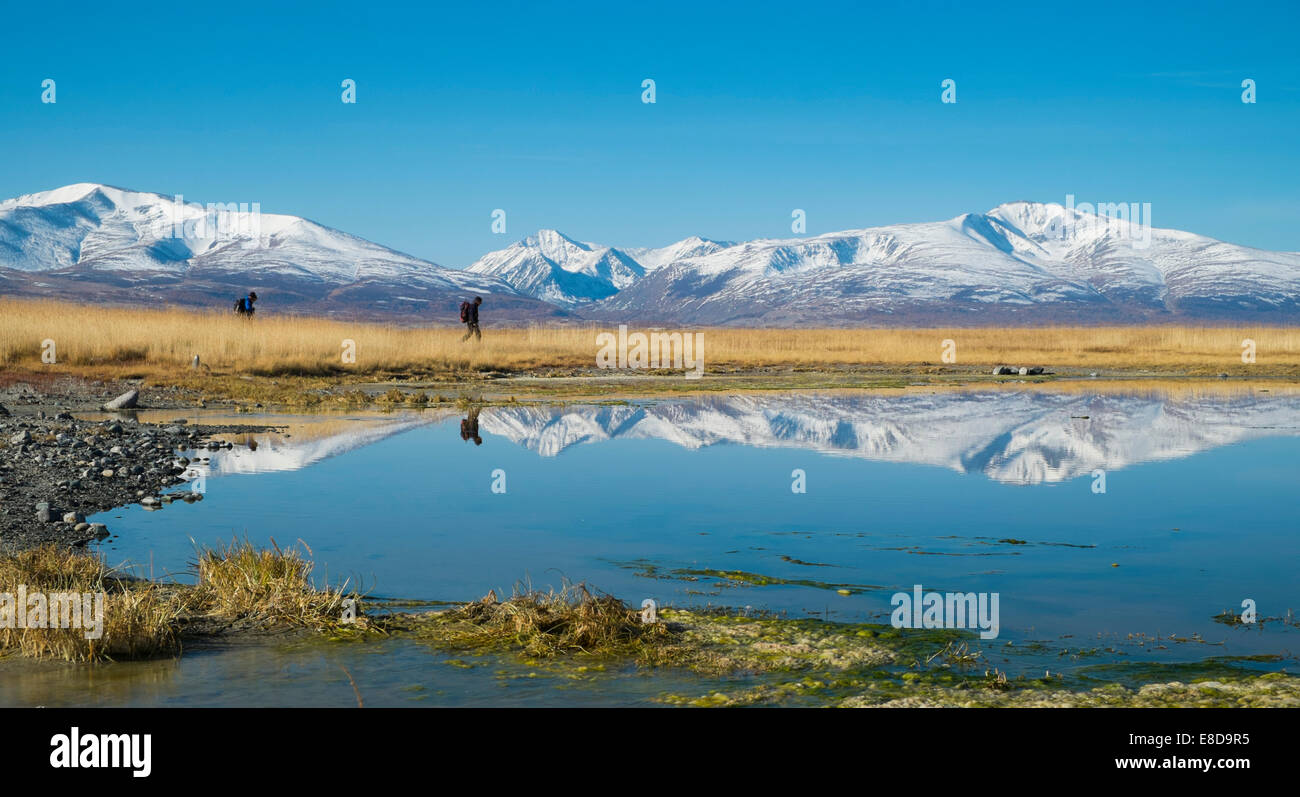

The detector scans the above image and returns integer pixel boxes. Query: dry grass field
[2,298,1298,380]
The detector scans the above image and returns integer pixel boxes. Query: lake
[5,385,1297,706]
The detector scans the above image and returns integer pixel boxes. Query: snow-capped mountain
[586,202,1300,325]
[464,229,646,307]
[0,183,565,322]
[4,185,1298,324]
[465,231,734,307]
[621,235,736,271]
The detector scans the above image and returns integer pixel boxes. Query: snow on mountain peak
[4,184,1299,324]
[520,229,593,264]
[0,183,555,319]
[0,182,156,212]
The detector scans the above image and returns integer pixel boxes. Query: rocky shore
[0,383,271,551]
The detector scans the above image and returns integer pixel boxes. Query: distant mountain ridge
[463,229,646,306]
[464,229,735,307]
[579,201,1300,325]
[3,183,1299,324]
[0,183,565,322]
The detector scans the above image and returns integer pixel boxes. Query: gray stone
[103,389,140,411]
[10,430,31,445]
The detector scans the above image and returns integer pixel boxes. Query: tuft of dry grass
[185,538,353,628]
[0,546,181,662]
[423,582,671,658]
[0,541,357,662]
[2,297,1299,380]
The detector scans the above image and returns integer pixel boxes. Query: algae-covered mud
[4,591,1294,708]
[2,387,1297,707]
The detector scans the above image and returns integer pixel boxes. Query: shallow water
[0,636,728,708]
[8,387,1299,706]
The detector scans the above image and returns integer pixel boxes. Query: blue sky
[2,0,1298,265]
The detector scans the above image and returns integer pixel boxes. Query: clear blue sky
[2,0,1297,266]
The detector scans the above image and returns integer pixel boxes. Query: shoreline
[0,383,274,550]
[2,571,1295,707]
[3,363,1298,415]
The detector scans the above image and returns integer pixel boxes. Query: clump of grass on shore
[0,545,181,662]
[412,583,672,658]
[0,541,357,663]
[185,539,354,629]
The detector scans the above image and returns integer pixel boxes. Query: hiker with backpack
[234,291,258,317]
[459,296,482,342]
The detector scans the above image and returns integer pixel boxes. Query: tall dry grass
[1,297,1298,375]
[185,538,352,627]
[0,546,181,662]
[0,541,359,662]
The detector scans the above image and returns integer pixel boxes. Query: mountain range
[0,184,566,322]
[4,183,1299,325]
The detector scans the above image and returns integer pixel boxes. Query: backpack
[234,297,245,313]
[459,301,471,323]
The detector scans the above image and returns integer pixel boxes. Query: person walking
[234,291,258,317]
[460,296,482,342]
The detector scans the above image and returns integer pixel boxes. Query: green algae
[363,590,1299,708]
[617,560,881,594]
